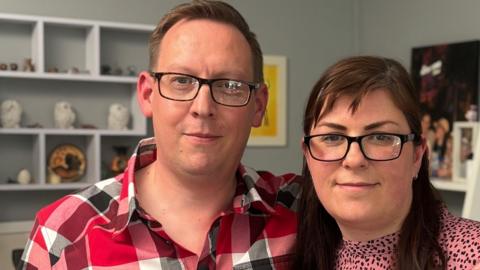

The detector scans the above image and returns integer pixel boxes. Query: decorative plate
[48,144,86,182]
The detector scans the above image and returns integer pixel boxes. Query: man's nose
[189,84,216,118]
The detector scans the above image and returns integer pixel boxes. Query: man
[19,1,301,269]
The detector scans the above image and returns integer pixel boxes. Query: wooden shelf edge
[0,220,33,234]
[0,183,90,191]
[430,177,467,192]
[0,128,146,136]
[0,71,137,83]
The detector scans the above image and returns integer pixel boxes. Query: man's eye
[172,76,193,84]
[215,80,242,90]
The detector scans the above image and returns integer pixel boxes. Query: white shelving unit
[0,13,154,190]
[431,133,480,221]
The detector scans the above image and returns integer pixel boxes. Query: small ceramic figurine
[23,58,35,72]
[48,169,61,184]
[108,103,129,130]
[1,99,23,128]
[16,168,32,185]
[54,101,76,129]
[465,104,478,122]
[10,63,18,71]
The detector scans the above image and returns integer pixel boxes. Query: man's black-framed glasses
[304,133,419,162]
[150,72,261,107]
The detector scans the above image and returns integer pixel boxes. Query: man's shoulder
[36,177,123,233]
[243,166,303,211]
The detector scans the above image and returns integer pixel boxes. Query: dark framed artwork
[411,40,479,126]
[411,40,480,178]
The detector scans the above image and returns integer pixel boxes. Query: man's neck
[134,160,238,255]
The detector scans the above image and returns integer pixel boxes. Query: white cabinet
[0,13,154,190]
[431,134,480,221]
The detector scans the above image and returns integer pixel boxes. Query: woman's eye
[320,135,344,144]
[368,134,396,145]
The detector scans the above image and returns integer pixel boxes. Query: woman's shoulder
[438,208,480,267]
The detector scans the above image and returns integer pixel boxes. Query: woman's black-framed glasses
[304,133,419,161]
[150,72,261,107]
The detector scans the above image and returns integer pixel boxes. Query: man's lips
[184,133,222,142]
[185,132,221,138]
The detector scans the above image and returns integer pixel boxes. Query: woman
[295,56,480,269]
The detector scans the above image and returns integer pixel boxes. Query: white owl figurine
[1,99,23,128]
[54,101,76,129]
[108,103,130,130]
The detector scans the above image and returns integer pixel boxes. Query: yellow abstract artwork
[248,55,286,146]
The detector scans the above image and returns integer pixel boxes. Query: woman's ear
[301,137,309,158]
[413,135,427,177]
[137,71,154,117]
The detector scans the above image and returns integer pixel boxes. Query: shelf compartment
[100,135,143,179]
[44,22,96,75]
[0,78,144,131]
[45,134,99,185]
[0,134,40,185]
[0,17,39,72]
[100,27,150,77]
[430,177,467,192]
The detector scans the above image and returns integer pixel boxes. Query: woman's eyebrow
[364,120,400,131]
[315,122,347,131]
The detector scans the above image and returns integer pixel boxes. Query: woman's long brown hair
[294,56,445,269]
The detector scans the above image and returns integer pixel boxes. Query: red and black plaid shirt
[20,138,302,270]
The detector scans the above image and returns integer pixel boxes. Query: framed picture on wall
[452,121,479,183]
[411,40,480,176]
[247,55,287,146]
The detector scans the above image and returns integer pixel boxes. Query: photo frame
[452,121,479,182]
[247,55,287,146]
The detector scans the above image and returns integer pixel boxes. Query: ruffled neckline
[339,232,399,257]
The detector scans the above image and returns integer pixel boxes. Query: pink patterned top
[335,208,480,269]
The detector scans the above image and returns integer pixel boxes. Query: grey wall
[357,0,480,68]
[356,0,480,217]
[0,0,356,221]
[0,0,355,175]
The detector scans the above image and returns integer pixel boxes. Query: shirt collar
[111,137,278,236]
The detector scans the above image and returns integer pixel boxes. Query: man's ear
[137,71,154,117]
[252,83,268,127]
[301,137,308,157]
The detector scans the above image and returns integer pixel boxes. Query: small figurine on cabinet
[111,146,129,175]
[10,63,18,71]
[1,99,23,128]
[126,65,137,76]
[17,168,32,185]
[465,104,478,122]
[23,58,35,72]
[0,63,7,70]
[47,169,61,184]
[108,103,130,130]
[54,101,76,129]
[101,65,111,75]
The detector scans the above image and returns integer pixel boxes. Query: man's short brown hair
[148,0,264,82]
